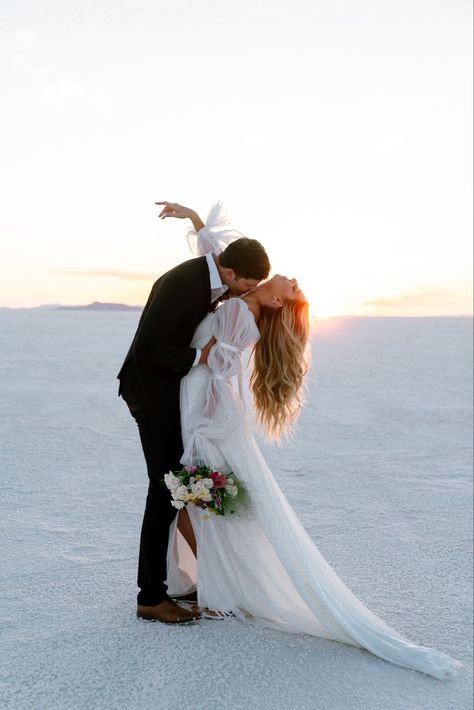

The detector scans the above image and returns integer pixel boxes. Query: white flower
[197,488,213,502]
[225,484,238,498]
[227,478,234,485]
[189,482,212,501]
[164,472,180,490]
[189,477,196,484]
[171,500,185,509]
[176,485,189,500]
[202,478,214,488]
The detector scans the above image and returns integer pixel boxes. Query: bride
[161,202,459,681]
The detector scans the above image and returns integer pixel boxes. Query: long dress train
[165,296,460,680]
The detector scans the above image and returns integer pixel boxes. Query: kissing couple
[117,200,459,680]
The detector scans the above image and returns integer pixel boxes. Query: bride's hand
[199,336,217,365]
[155,201,195,220]
[155,201,205,232]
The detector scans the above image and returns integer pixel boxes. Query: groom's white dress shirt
[192,252,228,367]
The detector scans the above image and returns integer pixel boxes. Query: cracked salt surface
[0,311,472,709]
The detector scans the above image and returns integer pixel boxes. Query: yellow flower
[197,488,212,501]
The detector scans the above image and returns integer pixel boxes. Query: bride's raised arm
[155,200,246,257]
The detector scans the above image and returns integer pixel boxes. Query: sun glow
[308,300,344,320]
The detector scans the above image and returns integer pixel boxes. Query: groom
[117,201,271,623]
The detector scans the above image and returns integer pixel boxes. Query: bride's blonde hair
[250,298,310,440]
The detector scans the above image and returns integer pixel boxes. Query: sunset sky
[0,0,472,317]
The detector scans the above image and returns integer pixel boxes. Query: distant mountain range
[58,301,143,311]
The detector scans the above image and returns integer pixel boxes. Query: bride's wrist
[189,211,205,233]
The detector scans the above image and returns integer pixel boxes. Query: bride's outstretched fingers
[155,202,205,232]
[155,201,193,220]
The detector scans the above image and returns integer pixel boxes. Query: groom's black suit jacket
[117,256,213,413]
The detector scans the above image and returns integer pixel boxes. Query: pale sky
[0,0,472,316]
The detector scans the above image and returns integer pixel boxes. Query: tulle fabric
[166,298,461,681]
[186,201,247,257]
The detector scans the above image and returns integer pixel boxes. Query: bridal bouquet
[163,464,247,517]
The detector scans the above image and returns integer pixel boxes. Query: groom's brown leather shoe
[137,599,201,624]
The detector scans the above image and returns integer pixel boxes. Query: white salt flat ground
[0,311,472,710]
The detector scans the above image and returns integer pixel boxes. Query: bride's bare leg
[176,510,233,617]
[177,507,197,557]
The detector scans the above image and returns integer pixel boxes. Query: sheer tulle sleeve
[186,201,246,256]
[180,299,260,468]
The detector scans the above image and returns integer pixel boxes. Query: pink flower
[184,466,198,473]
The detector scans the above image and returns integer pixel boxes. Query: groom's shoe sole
[136,601,201,624]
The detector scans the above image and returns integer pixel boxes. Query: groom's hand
[155,201,205,232]
[199,337,216,365]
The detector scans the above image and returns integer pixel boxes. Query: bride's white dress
[165,204,460,680]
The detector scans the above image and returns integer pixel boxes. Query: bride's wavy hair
[250,298,311,440]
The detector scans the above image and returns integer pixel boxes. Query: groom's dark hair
[220,238,270,280]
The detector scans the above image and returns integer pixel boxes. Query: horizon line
[0,302,472,319]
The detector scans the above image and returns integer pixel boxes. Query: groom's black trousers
[129,404,183,606]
